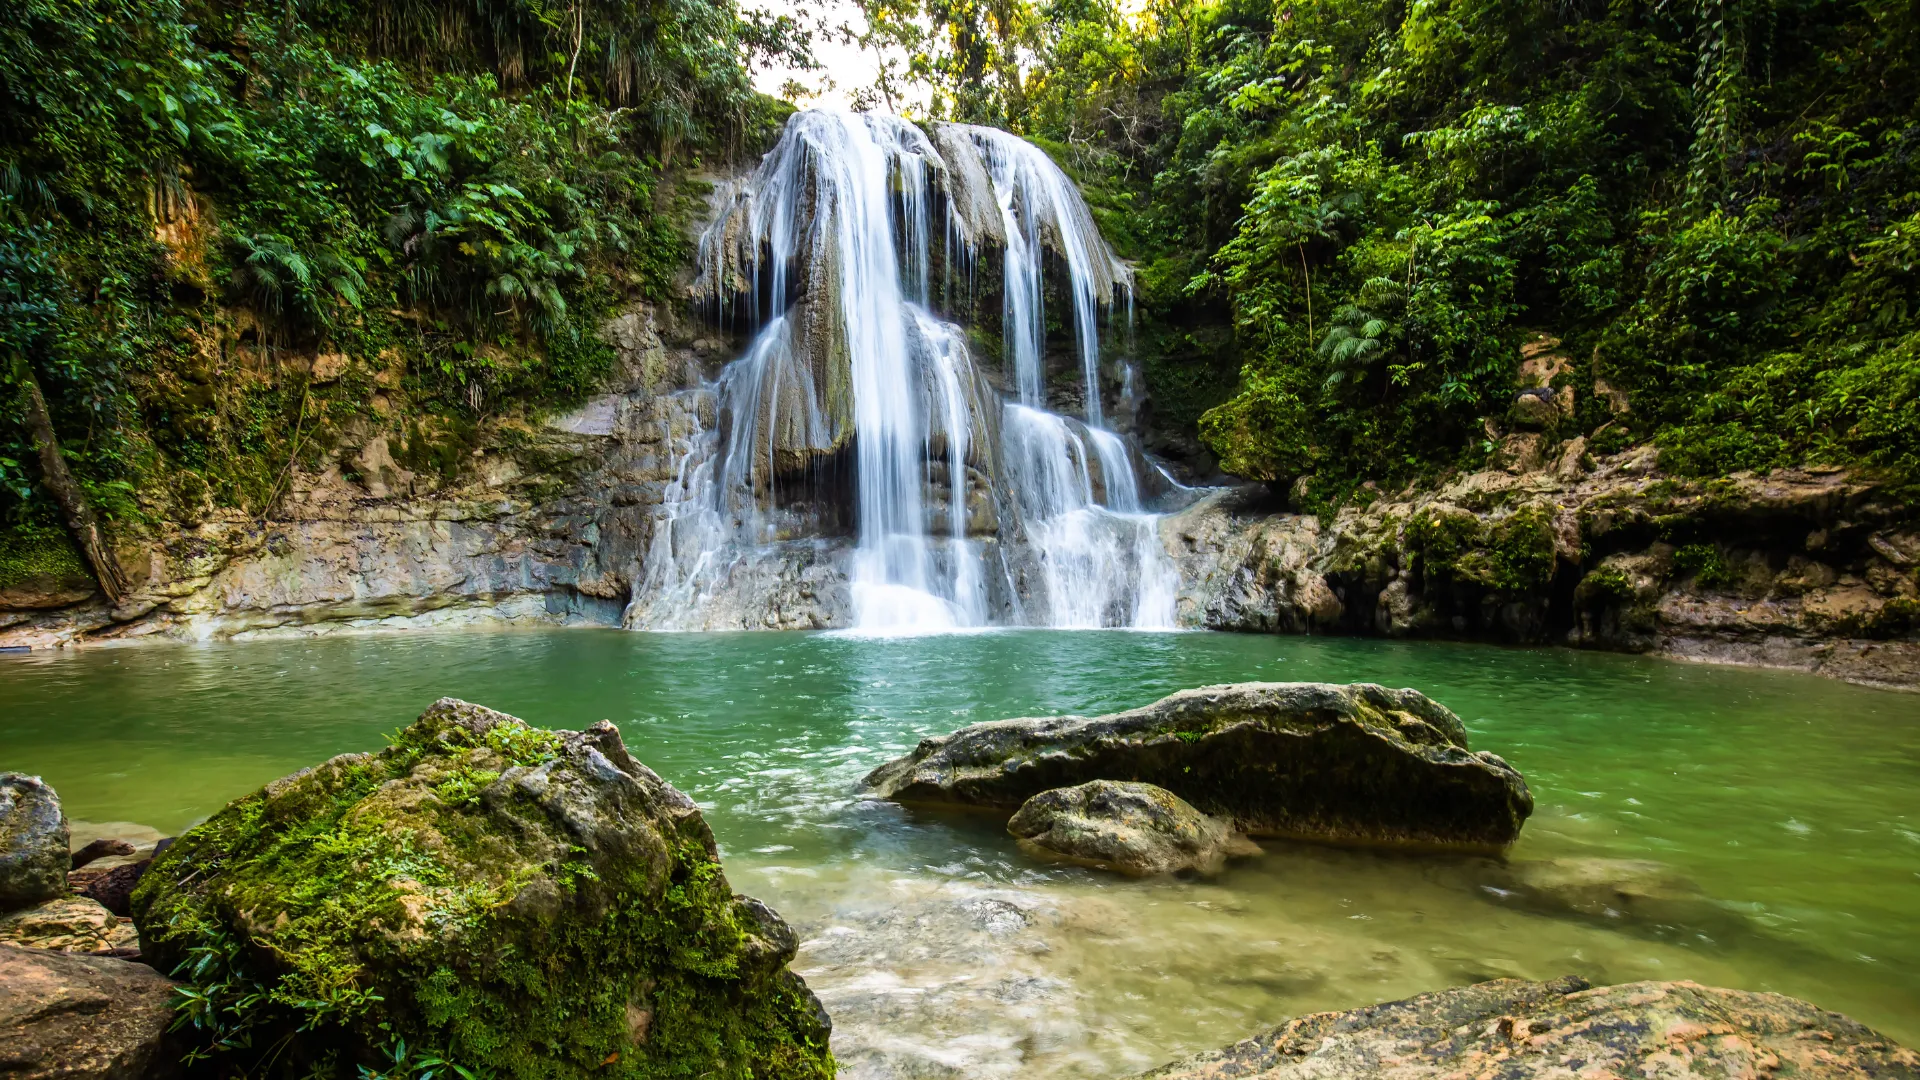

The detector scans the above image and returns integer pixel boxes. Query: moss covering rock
[865,682,1533,850]
[1,773,70,911]
[131,698,833,1080]
[1007,780,1259,876]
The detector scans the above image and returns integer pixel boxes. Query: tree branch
[12,353,132,605]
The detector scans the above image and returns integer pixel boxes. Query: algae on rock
[132,698,833,1080]
[864,682,1533,850]
[1008,780,1259,876]
[0,772,70,911]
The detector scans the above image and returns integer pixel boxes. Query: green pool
[3,629,1917,1077]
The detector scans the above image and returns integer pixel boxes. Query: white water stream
[627,109,1179,633]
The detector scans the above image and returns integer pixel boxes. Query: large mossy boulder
[1,772,69,911]
[1133,976,1920,1080]
[864,682,1532,849]
[131,698,833,1080]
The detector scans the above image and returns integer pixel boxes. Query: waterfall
[633,108,1183,633]
[1001,406,1178,628]
[957,125,1128,425]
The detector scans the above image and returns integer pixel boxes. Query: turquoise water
[3,629,1917,1075]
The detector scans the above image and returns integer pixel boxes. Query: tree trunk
[12,354,131,605]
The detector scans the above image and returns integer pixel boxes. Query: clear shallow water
[3,629,1918,1076]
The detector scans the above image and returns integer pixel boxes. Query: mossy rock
[1007,780,1259,877]
[0,524,96,609]
[865,683,1533,851]
[131,699,834,1080]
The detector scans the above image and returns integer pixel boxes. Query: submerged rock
[0,944,178,1080]
[132,698,833,1080]
[1472,856,1720,925]
[0,895,138,953]
[865,682,1532,849]
[1134,975,1919,1080]
[1008,780,1259,876]
[0,773,69,911]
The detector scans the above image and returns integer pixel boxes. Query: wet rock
[1133,975,1920,1080]
[1008,780,1258,876]
[1168,459,1920,690]
[0,944,177,1080]
[69,839,135,871]
[133,698,831,1080]
[865,682,1534,850]
[70,840,169,918]
[1,774,69,911]
[0,896,138,953]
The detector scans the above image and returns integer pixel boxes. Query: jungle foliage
[0,0,800,536]
[887,0,1920,492]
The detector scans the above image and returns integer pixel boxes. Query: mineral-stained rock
[1007,780,1258,876]
[132,698,833,1080]
[0,943,177,1080]
[0,896,138,953]
[1,774,69,911]
[865,683,1533,849]
[1132,976,1920,1080]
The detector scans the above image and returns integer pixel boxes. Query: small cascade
[958,125,1129,425]
[1001,406,1178,628]
[630,107,1185,633]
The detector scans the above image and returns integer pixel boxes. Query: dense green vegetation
[883,0,1920,494]
[0,0,798,548]
[7,0,1916,587]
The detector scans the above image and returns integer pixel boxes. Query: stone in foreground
[133,698,832,1080]
[1,773,69,911]
[1008,781,1258,876]
[865,683,1532,849]
[1134,976,1919,1080]
[0,895,139,953]
[0,943,177,1080]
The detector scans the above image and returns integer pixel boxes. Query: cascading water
[960,125,1125,426]
[627,107,1185,633]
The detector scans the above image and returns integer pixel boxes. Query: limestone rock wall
[1167,451,1920,689]
[0,300,724,647]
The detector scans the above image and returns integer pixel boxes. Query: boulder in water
[132,698,833,1080]
[1008,780,1258,876]
[1133,975,1920,1080]
[1,773,69,911]
[0,943,178,1080]
[864,682,1532,849]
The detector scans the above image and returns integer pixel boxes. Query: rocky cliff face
[1166,444,1920,689]
[7,337,1916,687]
[0,298,781,646]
